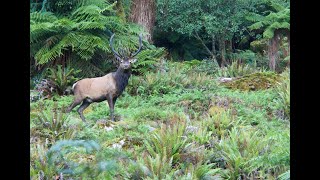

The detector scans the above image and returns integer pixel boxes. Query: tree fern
[247,1,290,39]
[246,0,290,71]
[31,2,145,66]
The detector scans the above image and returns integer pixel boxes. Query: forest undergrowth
[30,61,290,179]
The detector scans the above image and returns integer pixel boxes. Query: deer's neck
[114,67,132,96]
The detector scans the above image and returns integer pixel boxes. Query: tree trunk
[211,34,216,58]
[129,0,156,43]
[220,38,227,68]
[268,32,280,71]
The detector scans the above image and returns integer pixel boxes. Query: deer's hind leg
[66,97,83,113]
[77,99,92,122]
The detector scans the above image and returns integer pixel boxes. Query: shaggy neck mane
[114,67,132,96]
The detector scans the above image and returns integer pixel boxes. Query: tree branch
[193,31,215,59]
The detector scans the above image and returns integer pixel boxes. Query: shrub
[215,127,267,179]
[216,60,258,78]
[127,62,218,96]
[46,65,81,95]
[31,102,77,145]
[30,140,102,179]
[144,119,190,167]
[274,68,290,120]
[228,50,257,65]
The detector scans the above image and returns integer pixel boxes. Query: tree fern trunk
[268,32,280,71]
[129,0,156,43]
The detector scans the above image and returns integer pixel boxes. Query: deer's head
[109,34,142,70]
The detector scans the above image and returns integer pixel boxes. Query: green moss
[222,72,280,91]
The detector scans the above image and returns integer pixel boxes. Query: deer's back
[73,73,117,100]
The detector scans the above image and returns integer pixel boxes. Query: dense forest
[30,0,290,179]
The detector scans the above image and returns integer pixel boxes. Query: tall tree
[247,0,290,71]
[129,0,156,43]
[156,0,249,66]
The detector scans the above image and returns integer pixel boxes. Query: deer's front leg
[107,95,115,121]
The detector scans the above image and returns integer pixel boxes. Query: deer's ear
[130,59,137,63]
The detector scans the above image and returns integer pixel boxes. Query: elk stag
[66,34,142,122]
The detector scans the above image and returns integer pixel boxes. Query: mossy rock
[222,72,280,91]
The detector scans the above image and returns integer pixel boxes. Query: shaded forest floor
[30,62,290,179]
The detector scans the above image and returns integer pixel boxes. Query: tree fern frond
[69,56,107,77]
[35,43,65,64]
[269,22,290,31]
[30,23,58,44]
[99,1,117,13]
[245,12,265,22]
[126,23,145,35]
[103,16,127,31]
[52,18,75,31]
[268,0,286,12]
[248,21,264,30]
[76,0,110,9]
[263,26,275,39]
[71,5,111,22]
[30,12,58,23]
[75,21,106,30]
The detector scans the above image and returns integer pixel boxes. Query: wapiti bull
[66,34,142,122]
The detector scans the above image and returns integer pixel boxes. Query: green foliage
[127,62,217,96]
[191,162,222,180]
[133,47,166,75]
[228,50,257,65]
[31,102,77,145]
[141,120,191,179]
[216,127,267,179]
[138,153,175,179]
[216,60,258,78]
[30,139,101,179]
[156,0,248,37]
[155,0,260,61]
[278,170,290,180]
[46,65,81,95]
[133,107,168,122]
[274,68,290,119]
[144,121,189,165]
[30,143,62,179]
[247,0,290,39]
[30,2,145,66]
[248,128,290,177]
[185,59,220,75]
[52,0,78,14]
[30,61,290,179]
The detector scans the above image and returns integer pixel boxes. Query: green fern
[143,121,190,167]
[277,170,290,180]
[133,47,166,74]
[30,3,145,66]
[247,1,290,39]
[46,65,81,95]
